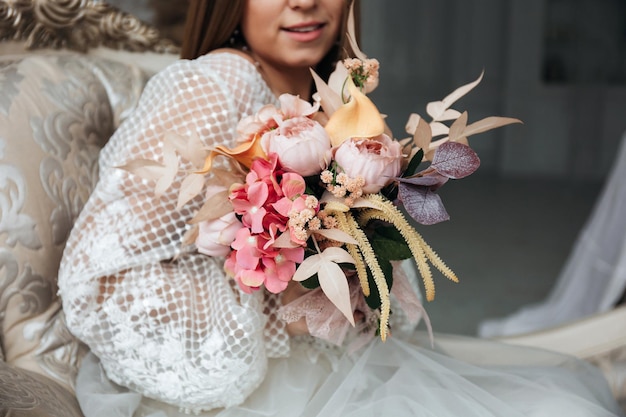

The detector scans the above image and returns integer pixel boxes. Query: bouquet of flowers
[122,19,520,343]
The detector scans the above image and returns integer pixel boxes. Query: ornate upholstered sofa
[0,1,177,415]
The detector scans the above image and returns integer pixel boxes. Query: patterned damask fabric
[0,0,179,53]
[57,52,295,413]
[0,360,83,417]
[0,53,148,394]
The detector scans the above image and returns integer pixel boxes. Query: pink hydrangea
[225,155,316,294]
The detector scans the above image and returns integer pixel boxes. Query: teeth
[288,25,321,33]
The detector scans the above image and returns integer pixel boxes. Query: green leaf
[301,274,320,289]
[403,148,424,178]
[305,174,326,196]
[370,234,412,261]
[372,225,406,242]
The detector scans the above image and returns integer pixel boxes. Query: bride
[58,0,624,415]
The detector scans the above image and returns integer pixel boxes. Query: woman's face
[241,0,344,72]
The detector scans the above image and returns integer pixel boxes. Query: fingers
[281,281,310,306]
[354,309,364,323]
[285,316,309,336]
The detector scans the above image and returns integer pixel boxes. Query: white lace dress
[58,52,624,417]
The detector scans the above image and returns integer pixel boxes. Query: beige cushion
[0,53,148,392]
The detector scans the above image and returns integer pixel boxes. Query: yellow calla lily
[198,133,267,174]
[324,78,385,147]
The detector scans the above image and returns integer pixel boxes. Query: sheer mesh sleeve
[58,53,289,412]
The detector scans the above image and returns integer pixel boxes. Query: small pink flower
[231,228,264,270]
[280,172,306,198]
[272,173,309,218]
[230,181,269,234]
[261,117,331,176]
[237,267,266,290]
[333,134,402,194]
[262,247,305,293]
[231,265,266,294]
[249,154,283,197]
[249,154,279,181]
[195,212,242,257]
[224,252,238,276]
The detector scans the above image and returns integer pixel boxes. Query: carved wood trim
[0,0,179,53]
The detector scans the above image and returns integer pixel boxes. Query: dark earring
[229,29,240,46]
[229,28,248,50]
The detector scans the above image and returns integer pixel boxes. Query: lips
[282,22,326,42]
[283,23,325,33]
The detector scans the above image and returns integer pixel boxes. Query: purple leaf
[398,183,450,225]
[397,172,449,190]
[431,141,480,179]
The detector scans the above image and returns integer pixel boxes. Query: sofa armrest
[0,52,150,393]
[0,360,83,417]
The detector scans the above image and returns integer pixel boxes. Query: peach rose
[333,134,402,194]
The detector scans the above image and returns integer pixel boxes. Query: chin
[286,52,330,69]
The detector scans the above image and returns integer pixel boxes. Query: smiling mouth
[284,23,325,33]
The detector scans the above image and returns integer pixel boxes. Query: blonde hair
[180,0,359,81]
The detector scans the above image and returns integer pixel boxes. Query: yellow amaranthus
[358,194,458,302]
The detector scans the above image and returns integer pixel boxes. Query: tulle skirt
[76,332,624,417]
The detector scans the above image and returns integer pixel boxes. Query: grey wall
[360,0,626,180]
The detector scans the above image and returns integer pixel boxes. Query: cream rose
[333,134,402,194]
[261,116,331,176]
[195,212,242,257]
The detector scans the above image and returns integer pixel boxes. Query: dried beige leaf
[347,2,367,61]
[117,159,165,181]
[155,139,179,197]
[164,131,208,169]
[448,111,468,143]
[426,71,484,121]
[292,247,356,326]
[311,68,343,117]
[430,121,450,138]
[463,116,523,138]
[189,189,232,224]
[411,115,433,150]
[177,173,206,209]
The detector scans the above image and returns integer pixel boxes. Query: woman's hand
[280,280,365,337]
[281,281,310,336]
